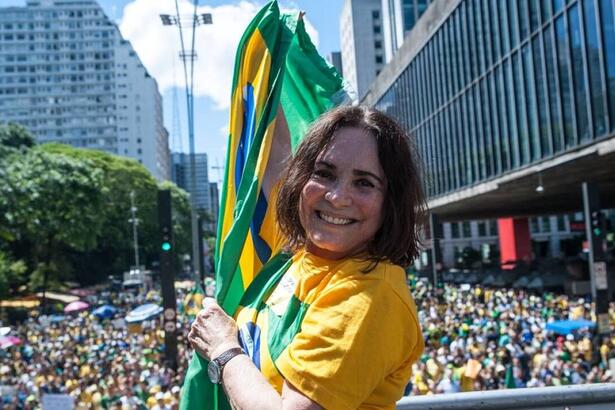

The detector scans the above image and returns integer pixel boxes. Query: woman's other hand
[188,297,241,361]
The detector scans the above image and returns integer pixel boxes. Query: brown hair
[275,105,426,268]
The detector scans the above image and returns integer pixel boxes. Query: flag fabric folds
[180,1,347,408]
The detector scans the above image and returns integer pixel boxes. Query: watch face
[207,361,221,384]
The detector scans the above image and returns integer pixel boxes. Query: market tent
[125,303,162,323]
[35,291,79,304]
[64,300,89,313]
[0,299,40,308]
[92,305,117,319]
[0,336,22,349]
[545,319,596,335]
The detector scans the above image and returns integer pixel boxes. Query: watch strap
[213,347,245,368]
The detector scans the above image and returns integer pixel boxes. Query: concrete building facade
[0,0,170,180]
[340,0,386,99]
[363,0,615,268]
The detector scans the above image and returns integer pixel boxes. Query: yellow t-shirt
[236,250,424,410]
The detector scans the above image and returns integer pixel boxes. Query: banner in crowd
[180,1,347,408]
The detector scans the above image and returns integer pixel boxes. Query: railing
[396,383,615,410]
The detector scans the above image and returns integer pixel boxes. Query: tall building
[207,181,219,233]
[381,0,433,62]
[0,0,170,180]
[364,0,615,268]
[327,51,343,76]
[340,0,385,99]
[171,152,211,215]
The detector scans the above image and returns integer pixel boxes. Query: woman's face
[299,126,385,260]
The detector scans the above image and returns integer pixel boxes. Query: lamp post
[160,2,212,283]
[128,191,140,269]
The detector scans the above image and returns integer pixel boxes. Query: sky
[2,0,344,183]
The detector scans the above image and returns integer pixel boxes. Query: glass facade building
[374,0,615,200]
[171,152,211,214]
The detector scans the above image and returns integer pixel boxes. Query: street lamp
[128,191,140,269]
[160,2,212,283]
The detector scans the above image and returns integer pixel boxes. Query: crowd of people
[1,278,614,408]
[409,279,615,395]
[0,287,199,409]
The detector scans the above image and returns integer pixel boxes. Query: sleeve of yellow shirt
[275,273,422,409]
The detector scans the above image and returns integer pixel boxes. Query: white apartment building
[340,0,385,100]
[0,0,170,180]
[381,0,433,62]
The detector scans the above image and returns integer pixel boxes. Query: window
[375,55,383,64]
[451,222,460,238]
[373,25,381,34]
[489,220,498,236]
[478,221,487,237]
[372,10,380,19]
[584,0,606,136]
[557,215,566,231]
[540,216,551,233]
[462,221,471,237]
[375,40,382,49]
[530,217,539,233]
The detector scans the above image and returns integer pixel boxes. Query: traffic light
[157,189,178,370]
[161,225,172,252]
[158,190,173,253]
[590,210,605,239]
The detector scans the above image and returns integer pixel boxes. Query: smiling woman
[189,106,427,410]
[278,106,427,268]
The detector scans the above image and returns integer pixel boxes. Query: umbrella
[49,315,66,322]
[546,319,596,335]
[0,327,10,337]
[92,305,117,319]
[125,303,162,323]
[64,300,89,313]
[0,335,22,349]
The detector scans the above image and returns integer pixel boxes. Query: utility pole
[582,182,611,361]
[129,191,140,268]
[160,3,213,281]
[212,158,224,185]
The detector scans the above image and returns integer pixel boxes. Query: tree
[0,251,27,299]
[0,139,193,290]
[0,148,106,290]
[0,122,35,149]
[39,144,192,283]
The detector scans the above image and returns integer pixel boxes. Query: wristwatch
[207,347,245,384]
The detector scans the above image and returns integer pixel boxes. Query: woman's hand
[188,297,241,361]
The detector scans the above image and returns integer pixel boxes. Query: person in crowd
[410,282,614,394]
[188,106,427,409]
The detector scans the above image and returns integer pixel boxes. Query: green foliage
[0,128,194,293]
[0,147,106,291]
[0,251,27,299]
[0,122,35,149]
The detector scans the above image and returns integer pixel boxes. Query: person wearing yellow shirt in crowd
[188,106,426,409]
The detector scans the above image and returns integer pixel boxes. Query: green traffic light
[162,242,172,251]
[593,228,602,237]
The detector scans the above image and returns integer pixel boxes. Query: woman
[189,106,425,409]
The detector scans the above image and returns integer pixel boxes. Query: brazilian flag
[179,1,347,408]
